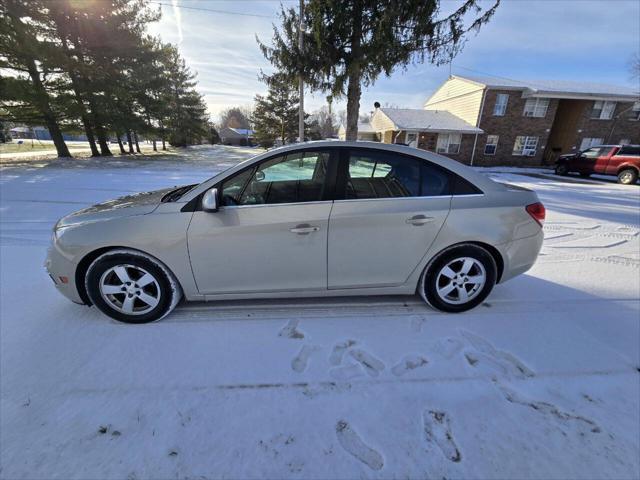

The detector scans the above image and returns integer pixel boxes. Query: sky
[148,0,640,122]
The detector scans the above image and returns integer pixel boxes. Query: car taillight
[526,202,545,227]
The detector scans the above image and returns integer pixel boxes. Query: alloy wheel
[619,171,633,184]
[99,264,161,315]
[435,257,487,305]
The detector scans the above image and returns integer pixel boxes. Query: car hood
[558,153,576,160]
[56,187,175,227]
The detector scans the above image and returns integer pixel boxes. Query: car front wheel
[420,245,497,313]
[554,163,568,176]
[618,168,638,185]
[85,249,182,323]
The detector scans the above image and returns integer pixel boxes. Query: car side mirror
[202,188,218,212]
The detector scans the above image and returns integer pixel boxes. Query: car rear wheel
[420,245,497,313]
[554,163,568,176]
[85,249,182,323]
[618,168,638,185]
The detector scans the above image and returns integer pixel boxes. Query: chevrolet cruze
[46,141,545,323]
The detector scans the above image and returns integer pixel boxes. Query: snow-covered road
[1,146,639,479]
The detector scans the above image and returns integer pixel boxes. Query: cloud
[171,0,183,44]
[153,0,639,117]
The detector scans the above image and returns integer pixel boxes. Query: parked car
[554,145,640,184]
[46,141,544,323]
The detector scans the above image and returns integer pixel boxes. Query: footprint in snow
[460,329,534,379]
[279,319,304,339]
[291,345,319,373]
[335,420,384,471]
[422,410,462,463]
[429,337,464,359]
[410,315,426,332]
[463,350,509,379]
[495,382,601,434]
[349,349,385,377]
[391,355,428,376]
[329,339,357,365]
[330,362,365,381]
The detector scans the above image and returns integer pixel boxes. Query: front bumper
[45,242,85,304]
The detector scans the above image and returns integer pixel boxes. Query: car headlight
[53,223,83,240]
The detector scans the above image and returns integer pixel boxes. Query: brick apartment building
[424,75,640,166]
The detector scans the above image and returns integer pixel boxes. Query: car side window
[221,151,329,206]
[617,146,640,156]
[422,162,453,196]
[345,150,452,199]
[582,147,607,158]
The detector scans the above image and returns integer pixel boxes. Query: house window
[484,135,499,155]
[512,136,539,156]
[629,101,640,121]
[523,98,550,117]
[493,94,509,116]
[579,137,604,151]
[405,132,418,147]
[619,138,631,145]
[436,133,461,154]
[591,100,616,120]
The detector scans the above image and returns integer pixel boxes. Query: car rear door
[327,148,452,289]
[187,148,337,295]
[605,146,636,175]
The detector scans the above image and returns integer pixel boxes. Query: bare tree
[630,52,640,82]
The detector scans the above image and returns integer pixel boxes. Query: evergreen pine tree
[253,73,300,147]
[259,0,499,140]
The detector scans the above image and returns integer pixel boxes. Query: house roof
[219,127,254,138]
[455,74,639,100]
[231,128,254,136]
[378,108,483,134]
[338,122,375,134]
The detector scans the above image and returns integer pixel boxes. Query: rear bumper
[45,243,84,304]
[499,229,544,283]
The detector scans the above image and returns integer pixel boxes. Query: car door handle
[289,224,320,234]
[406,215,434,226]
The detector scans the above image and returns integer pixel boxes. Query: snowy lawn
[1,145,639,479]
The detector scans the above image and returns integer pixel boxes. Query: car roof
[261,141,502,190]
[596,145,639,148]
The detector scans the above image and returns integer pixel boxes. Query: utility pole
[298,0,304,143]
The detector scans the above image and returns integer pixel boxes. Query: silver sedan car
[46,141,544,323]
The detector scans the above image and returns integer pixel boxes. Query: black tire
[85,250,181,323]
[420,244,497,313]
[579,172,591,178]
[554,163,568,176]
[618,168,638,185]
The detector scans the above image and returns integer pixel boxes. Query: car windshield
[161,184,198,202]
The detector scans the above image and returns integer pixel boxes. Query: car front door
[187,149,336,295]
[327,148,453,289]
[575,147,600,173]
[594,147,615,174]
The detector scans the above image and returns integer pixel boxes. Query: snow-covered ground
[1,145,639,479]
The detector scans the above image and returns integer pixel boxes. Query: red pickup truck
[554,145,640,184]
